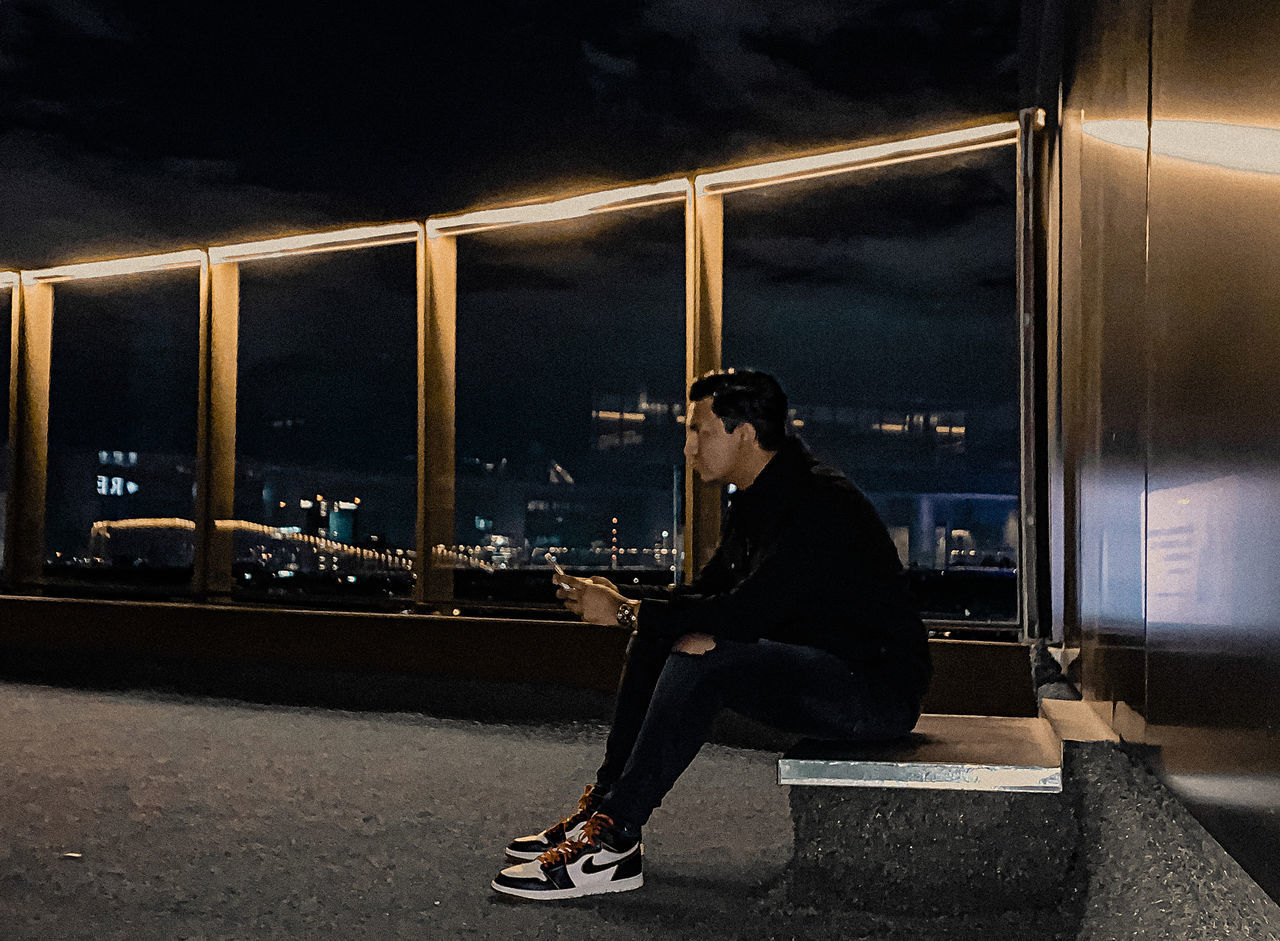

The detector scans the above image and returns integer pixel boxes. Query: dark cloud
[0,0,1021,269]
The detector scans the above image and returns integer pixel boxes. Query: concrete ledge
[781,714,1071,914]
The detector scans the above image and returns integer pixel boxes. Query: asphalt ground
[5,677,1280,940]
[1,679,802,940]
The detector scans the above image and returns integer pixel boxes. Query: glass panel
[453,207,685,613]
[233,244,417,607]
[722,147,1019,625]
[44,271,201,591]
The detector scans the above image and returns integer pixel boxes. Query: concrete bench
[779,713,1077,915]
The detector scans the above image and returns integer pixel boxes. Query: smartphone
[544,552,572,589]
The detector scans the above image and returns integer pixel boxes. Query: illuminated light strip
[427,179,692,237]
[209,222,422,264]
[1084,119,1280,175]
[0,272,18,289]
[23,250,207,285]
[696,121,1021,196]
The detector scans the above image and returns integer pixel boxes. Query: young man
[491,369,931,901]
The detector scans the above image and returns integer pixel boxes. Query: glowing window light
[209,222,422,264]
[696,120,1020,196]
[1084,119,1280,175]
[22,249,207,285]
[427,179,691,238]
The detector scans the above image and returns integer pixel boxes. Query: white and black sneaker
[505,784,602,861]
[492,813,643,900]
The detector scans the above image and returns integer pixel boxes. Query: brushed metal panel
[1144,0,1280,761]
[1062,0,1152,719]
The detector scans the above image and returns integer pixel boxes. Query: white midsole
[490,874,644,900]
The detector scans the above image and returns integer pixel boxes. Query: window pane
[44,271,200,590]
[453,207,685,612]
[232,245,417,607]
[722,148,1019,623]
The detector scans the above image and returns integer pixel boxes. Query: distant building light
[593,410,646,422]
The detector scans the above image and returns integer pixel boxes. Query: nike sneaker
[491,813,643,900]
[505,784,601,861]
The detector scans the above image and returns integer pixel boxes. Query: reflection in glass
[233,245,417,606]
[722,148,1019,623]
[44,271,200,589]
[454,207,685,611]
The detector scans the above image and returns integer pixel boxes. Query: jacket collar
[728,437,813,522]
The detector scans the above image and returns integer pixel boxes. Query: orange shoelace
[538,813,615,868]
[547,784,597,840]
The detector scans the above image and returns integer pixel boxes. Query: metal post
[193,262,238,599]
[416,227,456,608]
[4,280,53,590]
[684,186,723,581]
[1017,106,1049,639]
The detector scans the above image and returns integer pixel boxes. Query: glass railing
[3,119,1030,630]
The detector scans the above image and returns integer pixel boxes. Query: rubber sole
[490,873,644,900]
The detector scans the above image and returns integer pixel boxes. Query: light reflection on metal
[1084,119,1280,175]
[427,179,691,238]
[209,223,422,264]
[696,120,1021,196]
[22,250,207,285]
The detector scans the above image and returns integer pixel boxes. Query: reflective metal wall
[1047,0,1280,899]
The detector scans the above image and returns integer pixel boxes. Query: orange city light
[427,179,691,238]
[209,222,422,264]
[1084,119,1280,175]
[22,249,207,285]
[695,120,1021,196]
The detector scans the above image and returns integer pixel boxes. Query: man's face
[684,397,748,484]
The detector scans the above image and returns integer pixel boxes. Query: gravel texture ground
[1,679,799,940]
[4,677,1280,940]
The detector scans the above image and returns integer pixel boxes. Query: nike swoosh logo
[577,847,637,876]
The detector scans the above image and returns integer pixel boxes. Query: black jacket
[636,438,931,694]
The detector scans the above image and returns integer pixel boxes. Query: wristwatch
[616,599,640,630]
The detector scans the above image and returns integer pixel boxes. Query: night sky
[3,0,1025,528]
[1,0,1021,266]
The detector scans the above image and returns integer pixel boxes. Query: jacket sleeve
[622,539,737,602]
[636,500,845,642]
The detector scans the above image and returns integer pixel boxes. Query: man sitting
[492,369,932,901]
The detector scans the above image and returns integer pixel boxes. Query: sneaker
[491,813,643,900]
[505,784,601,861]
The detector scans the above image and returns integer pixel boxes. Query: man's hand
[673,633,716,655]
[555,574,634,627]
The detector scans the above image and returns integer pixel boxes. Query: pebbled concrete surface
[3,677,1280,940]
[0,679,796,940]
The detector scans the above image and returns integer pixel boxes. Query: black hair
[688,368,788,451]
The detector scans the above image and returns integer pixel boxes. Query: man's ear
[734,421,760,448]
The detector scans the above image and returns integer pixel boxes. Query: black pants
[594,631,922,828]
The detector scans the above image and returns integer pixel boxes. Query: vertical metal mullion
[417,228,456,608]
[4,280,53,590]
[1017,107,1048,640]
[685,186,723,581]
[193,261,238,599]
